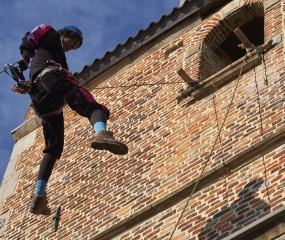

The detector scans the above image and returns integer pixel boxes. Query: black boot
[30,195,51,215]
[91,130,128,155]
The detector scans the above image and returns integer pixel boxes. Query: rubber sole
[30,208,51,215]
[91,141,128,155]
[29,195,51,216]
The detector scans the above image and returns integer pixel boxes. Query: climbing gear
[34,60,70,84]
[63,25,83,47]
[63,25,83,39]
[29,195,51,215]
[4,63,31,94]
[91,130,128,155]
[11,81,31,94]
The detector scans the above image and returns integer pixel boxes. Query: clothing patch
[28,24,52,47]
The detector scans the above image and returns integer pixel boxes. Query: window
[220,17,264,62]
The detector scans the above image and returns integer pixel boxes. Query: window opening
[220,17,264,62]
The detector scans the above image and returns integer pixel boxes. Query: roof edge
[74,0,231,86]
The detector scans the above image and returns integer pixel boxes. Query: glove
[18,51,30,72]
[11,81,31,94]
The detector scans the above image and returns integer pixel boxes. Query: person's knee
[43,148,63,159]
[65,86,110,119]
[101,105,110,119]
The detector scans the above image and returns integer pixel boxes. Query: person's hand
[18,51,30,72]
[11,81,31,94]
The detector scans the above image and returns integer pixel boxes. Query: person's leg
[36,153,57,195]
[89,109,128,155]
[30,113,64,215]
[30,153,57,216]
[90,109,107,133]
[63,75,128,155]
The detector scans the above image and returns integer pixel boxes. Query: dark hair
[58,28,83,48]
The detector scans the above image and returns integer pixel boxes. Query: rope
[253,67,271,207]
[0,63,186,90]
[169,56,247,239]
[0,61,19,75]
[261,54,268,85]
[92,81,186,89]
[212,95,231,207]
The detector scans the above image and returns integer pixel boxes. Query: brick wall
[0,0,284,239]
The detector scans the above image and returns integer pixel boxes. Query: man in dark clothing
[18,24,128,215]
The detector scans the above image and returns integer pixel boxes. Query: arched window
[178,2,267,103]
[220,17,264,62]
[200,3,264,80]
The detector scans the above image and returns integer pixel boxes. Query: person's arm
[18,24,58,71]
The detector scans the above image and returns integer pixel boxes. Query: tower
[0,0,285,239]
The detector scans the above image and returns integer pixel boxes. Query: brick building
[0,0,284,239]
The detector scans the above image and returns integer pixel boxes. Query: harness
[34,60,71,84]
[3,60,71,94]
[33,60,73,119]
[4,59,74,117]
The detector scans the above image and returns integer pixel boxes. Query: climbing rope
[169,56,247,239]
[253,66,271,207]
[0,61,19,75]
[91,80,186,89]
[212,94,232,207]
[0,62,186,90]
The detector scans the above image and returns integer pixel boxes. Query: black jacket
[19,24,69,81]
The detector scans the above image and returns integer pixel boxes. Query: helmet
[62,25,83,47]
[63,25,83,40]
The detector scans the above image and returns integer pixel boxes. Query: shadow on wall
[198,178,271,240]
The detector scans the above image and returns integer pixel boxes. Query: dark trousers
[29,71,109,158]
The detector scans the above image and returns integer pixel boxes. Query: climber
[17,24,128,215]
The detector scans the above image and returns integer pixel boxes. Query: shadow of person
[198,178,271,240]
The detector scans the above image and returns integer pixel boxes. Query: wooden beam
[233,27,253,49]
[177,68,197,84]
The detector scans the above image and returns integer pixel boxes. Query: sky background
[0,0,179,185]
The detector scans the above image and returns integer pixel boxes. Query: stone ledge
[0,171,21,211]
[264,0,280,10]
[0,130,37,212]
[11,116,41,142]
[0,211,10,235]
[91,126,285,240]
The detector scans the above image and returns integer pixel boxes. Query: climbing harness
[1,59,74,94]
[33,60,71,84]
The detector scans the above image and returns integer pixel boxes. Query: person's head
[58,25,83,52]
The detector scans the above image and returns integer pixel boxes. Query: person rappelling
[15,24,128,215]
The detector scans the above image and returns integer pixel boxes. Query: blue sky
[0,0,178,185]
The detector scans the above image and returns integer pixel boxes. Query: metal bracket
[53,206,61,232]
